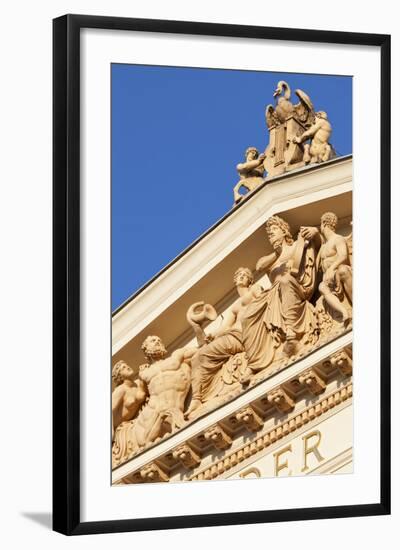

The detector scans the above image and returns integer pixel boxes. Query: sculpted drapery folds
[110,85,348,470]
[187,214,321,417]
[186,267,262,419]
[241,215,320,372]
[112,211,352,466]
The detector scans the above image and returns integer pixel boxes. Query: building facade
[111,155,353,486]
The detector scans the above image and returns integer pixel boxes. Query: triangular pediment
[113,156,352,362]
[112,156,353,483]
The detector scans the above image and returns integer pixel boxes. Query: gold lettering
[274,445,292,476]
[302,430,324,472]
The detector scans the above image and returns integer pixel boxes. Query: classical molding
[329,348,353,376]
[235,406,264,432]
[190,382,352,481]
[204,425,233,450]
[172,444,201,469]
[112,331,353,476]
[299,368,327,395]
[130,462,169,483]
[267,388,295,413]
[113,336,352,485]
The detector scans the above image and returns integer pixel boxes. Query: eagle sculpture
[265,80,315,128]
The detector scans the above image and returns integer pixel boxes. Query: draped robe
[242,239,318,372]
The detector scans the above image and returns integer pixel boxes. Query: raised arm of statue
[294,118,322,143]
[233,148,265,204]
[237,154,265,175]
[299,225,322,249]
[112,335,193,460]
[140,356,176,379]
[186,302,217,347]
[172,346,198,364]
[256,251,277,272]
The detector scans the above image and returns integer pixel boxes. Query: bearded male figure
[133,335,197,447]
[112,336,197,465]
[241,215,320,372]
[186,267,262,418]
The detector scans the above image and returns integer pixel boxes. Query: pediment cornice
[113,332,352,484]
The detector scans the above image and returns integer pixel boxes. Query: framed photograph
[53,14,391,535]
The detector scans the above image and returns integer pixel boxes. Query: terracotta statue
[300,212,352,324]
[293,111,335,163]
[233,147,265,204]
[241,215,319,372]
[186,267,262,418]
[111,360,147,440]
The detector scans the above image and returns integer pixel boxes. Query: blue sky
[112,64,352,311]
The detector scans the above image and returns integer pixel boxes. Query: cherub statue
[233,147,265,204]
[293,111,335,163]
[263,81,318,177]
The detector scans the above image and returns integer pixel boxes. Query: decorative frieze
[330,348,353,376]
[299,368,327,395]
[140,462,169,483]
[267,388,295,413]
[235,406,264,432]
[190,382,352,481]
[114,341,353,484]
[172,444,201,469]
[204,425,233,450]
[112,208,353,470]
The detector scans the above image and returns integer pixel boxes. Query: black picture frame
[53,14,391,535]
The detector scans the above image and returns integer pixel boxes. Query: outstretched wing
[294,89,315,126]
[265,104,278,128]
